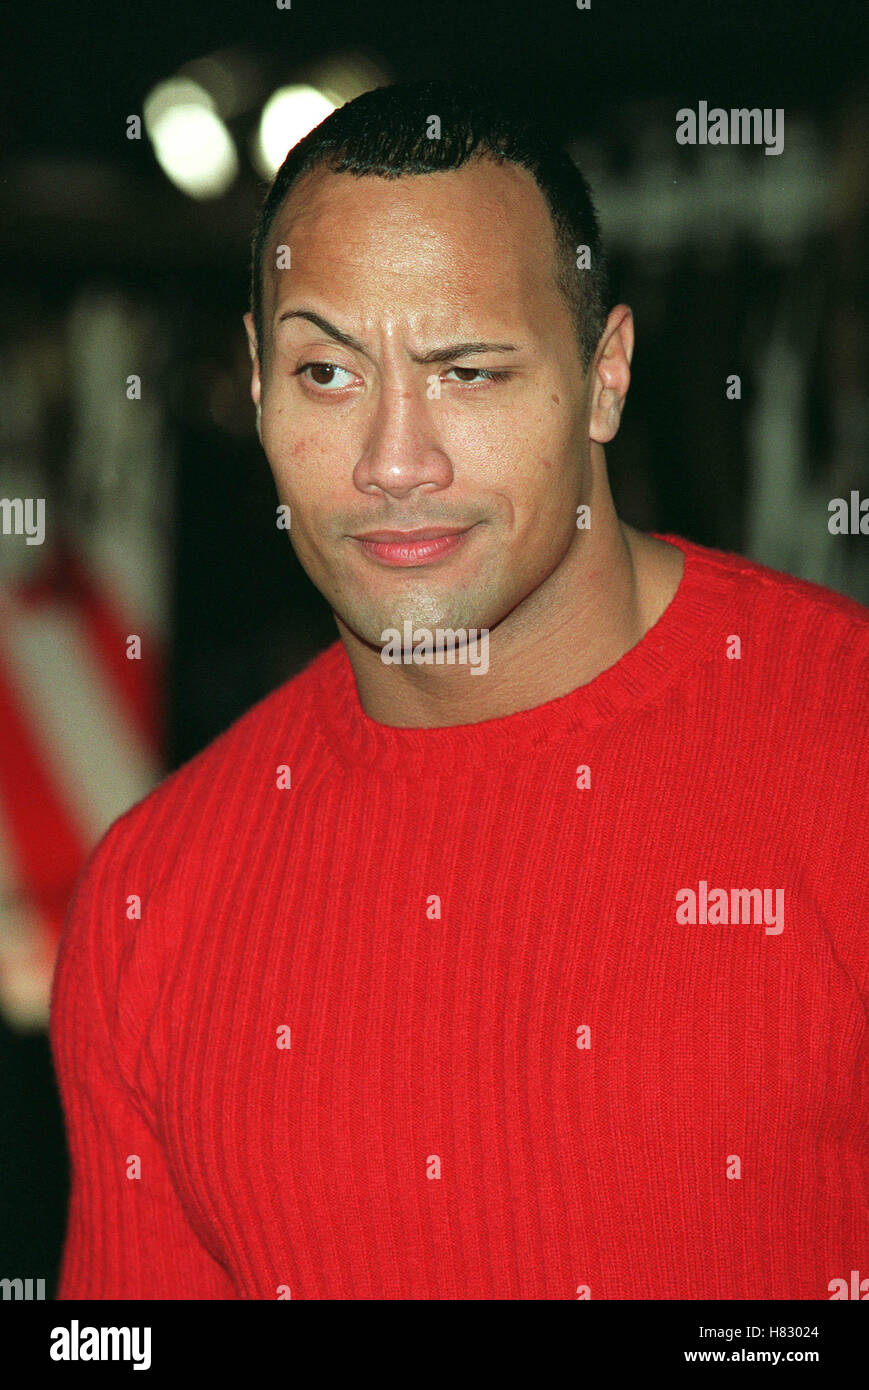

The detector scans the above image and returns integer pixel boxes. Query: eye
[294,361,356,390]
[443,367,511,385]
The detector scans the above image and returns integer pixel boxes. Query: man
[51,80,868,1300]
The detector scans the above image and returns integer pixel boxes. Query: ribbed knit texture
[49,533,869,1299]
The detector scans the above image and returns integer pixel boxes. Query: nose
[352,380,454,500]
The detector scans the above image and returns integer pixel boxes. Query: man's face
[245,156,599,647]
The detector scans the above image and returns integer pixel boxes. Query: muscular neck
[336,467,684,730]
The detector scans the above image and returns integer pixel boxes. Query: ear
[588,305,634,444]
[243,312,263,441]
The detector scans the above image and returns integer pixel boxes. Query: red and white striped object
[0,542,164,1029]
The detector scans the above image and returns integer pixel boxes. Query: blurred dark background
[1,0,867,1296]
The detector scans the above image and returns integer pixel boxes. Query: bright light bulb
[254,85,336,178]
[144,79,238,198]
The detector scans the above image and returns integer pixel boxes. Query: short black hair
[249,78,610,373]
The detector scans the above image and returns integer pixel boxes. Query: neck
[335,466,682,730]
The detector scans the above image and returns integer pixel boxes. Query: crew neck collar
[310,534,738,777]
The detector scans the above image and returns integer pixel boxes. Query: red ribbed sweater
[50,534,869,1300]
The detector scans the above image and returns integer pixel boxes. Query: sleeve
[807,620,869,1015]
[49,832,237,1300]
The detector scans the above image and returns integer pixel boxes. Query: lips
[352,526,474,567]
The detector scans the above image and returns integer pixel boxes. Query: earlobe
[589,390,622,444]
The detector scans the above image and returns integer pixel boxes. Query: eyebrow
[276,309,522,364]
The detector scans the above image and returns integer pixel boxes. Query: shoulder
[74,640,344,887]
[672,534,869,692]
[52,641,345,1027]
[681,538,869,817]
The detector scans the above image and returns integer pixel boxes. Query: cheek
[263,433,337,531]
[261,412,308,475]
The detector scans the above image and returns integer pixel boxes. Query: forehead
[264,156,564,334]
